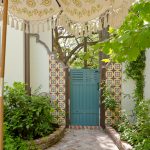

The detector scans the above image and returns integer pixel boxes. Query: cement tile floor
[46,128,119,150]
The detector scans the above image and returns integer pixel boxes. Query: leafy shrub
[4,123,29,150]
[4,82,58,141]
[134,100,150,149]
[117,113,137,145]
[116,100,150,150]
[134,138,150,150]
[136,100,150,136]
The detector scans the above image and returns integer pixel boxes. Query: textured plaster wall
[121,63,136,122]
[30,32,52,93]
[144,49,150,99]
[3,26,24,85]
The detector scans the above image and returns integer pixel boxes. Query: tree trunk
[84,37,88,68]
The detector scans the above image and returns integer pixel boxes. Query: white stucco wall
[39,32,52,50]
[30,32,52,93]
[121,49,150,121]
[121,63,136,122]
[144,49,150,99]
[0,26,24,85]
[0,24,52,91]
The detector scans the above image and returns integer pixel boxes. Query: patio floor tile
[46,128,119,150]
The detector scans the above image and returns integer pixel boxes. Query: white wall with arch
[30,32,52,93]
[0,24,52,92]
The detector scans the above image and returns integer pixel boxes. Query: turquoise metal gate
[70,69,100,126]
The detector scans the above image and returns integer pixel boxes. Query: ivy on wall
[125,51,146,104]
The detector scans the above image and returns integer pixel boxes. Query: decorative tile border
[69,126,100,130]
[105,63,122,126]
[49,53,67,126]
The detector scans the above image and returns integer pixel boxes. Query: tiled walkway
[46,128,119,150]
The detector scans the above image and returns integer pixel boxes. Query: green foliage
[95,0,150,62]
[135,100,150,140]
[95,1,150,149]
[134,139,150,150]
[116,51,148,149]
[4,123,29,150]
[118,39,148,149]
[71,46,99,69]
[125,51,146,102]
[117,113,137,145]
[116,100,150,150]
[4,82,58,148]
[102,85,117,111]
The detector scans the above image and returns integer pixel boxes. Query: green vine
[102,85,117,111]
[125,51,146,104]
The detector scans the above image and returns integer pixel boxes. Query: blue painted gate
[70,69,100,126]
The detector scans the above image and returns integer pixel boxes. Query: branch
[53,27,65,61]
[58,35,75,39]
[75,37,80,45]
[87,41,99,46]
[65,40,100,63]
[69,48,82,65]
[65,43,84,63]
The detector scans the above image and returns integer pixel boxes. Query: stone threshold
[29,126,65,150]
[69,125,100,130]
[105,126,133,150]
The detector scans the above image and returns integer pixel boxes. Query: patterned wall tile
[49,53,67,126]
[105,63,122,126]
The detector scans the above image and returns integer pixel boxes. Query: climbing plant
[125,51,146,104]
